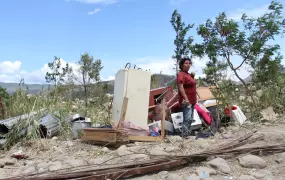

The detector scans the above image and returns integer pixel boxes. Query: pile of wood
[81,97,167,146]
[81,128,129,145]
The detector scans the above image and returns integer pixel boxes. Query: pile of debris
[0,112,90,149]
[77,68,248,146]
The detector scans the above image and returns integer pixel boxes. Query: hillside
[1,74,252,95]
[0,82,51,95]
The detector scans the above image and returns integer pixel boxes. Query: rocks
[167,136,183,143]
[37,162,50,170]
[38,168,46,173]
[117,145,132,156]
[261,106,278,121]
[249,169,273,179]
[88,158,105,165]
[157,171,169,178]
[149,147,169,156]
[128,154,149,161]
[101,147,110,153]
[206,158,231,174]
[48,161,63,171]
[64,159,87,167]
[2,158,16,166]
[157,171,182,180]
[237,175,257,180]
[276,152,285,164]
[23,166,37,174]
[187,174,200,180]
[0,158,17,168]
[164,146,180,153]
[194,139,210,149]
[63,141,74,147]
[0,161,4,168]
[166,173,183,180]
[238,154,267,169]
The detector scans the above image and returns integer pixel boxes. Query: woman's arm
[178,83,189,104]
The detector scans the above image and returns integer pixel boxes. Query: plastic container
[72,121,91,138]
[231,105,247,125]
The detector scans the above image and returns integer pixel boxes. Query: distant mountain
[234,75,253,85]
[0,74,176,95]
[0,82,51,95]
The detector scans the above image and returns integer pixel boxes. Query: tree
[254,53,284,84]
[203,57,227,85]
[0,86,9,100]
[0,86,9,118]
[72,52,103,115]
[45,56,71,88]
[170,10,203,73]
[197,0,285,103]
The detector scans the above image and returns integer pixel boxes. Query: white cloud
[228,4,269,21]
[131,56,253,83]
[101,76,115,81]
[0,55,254,85]
[0,61,22,74]
[76,0,117,5]
[133,56,209,77]
[88,8,101,15]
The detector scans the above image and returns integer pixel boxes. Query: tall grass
[1,79,110,150]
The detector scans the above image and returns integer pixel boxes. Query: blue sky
[0,0,285,83]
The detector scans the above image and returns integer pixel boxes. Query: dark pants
[181,103,195,137]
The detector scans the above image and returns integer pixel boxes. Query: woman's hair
[179,57,192,71]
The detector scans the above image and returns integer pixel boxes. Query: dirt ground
[1,118,285,180]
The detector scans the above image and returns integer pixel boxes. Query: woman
[176,57,197,139]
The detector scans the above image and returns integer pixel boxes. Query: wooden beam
[161,98,166,142]
[82,131,117,143]
[117,97,128,128]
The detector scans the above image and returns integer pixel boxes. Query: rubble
[261,106,278,121]
[238,154,267,169]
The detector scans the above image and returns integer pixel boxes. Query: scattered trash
[11,150,28,159]
[71,120,92,138]
[224,175,233,179]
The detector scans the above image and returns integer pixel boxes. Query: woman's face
[183,60,191,71]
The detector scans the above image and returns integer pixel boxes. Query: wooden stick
[117,97,128,128]
[161,98,166,142]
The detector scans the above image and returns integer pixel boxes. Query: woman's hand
[183,99,190,105]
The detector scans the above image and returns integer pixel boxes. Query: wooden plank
[117,97,129,128]
[83,128,120,132]
[82,131,117,143]
[161,98,166,141]
[83,128,116,131]
[128,135,162,142]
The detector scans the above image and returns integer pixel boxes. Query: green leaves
[78,52,103,84]
[171,9,200,72]
[195,0,285,87]
[45,56,71,87]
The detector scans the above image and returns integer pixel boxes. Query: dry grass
[1,80,111,150]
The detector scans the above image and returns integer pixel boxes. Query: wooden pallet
[81,98,166,144]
